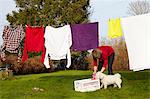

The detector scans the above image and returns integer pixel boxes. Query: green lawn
[0,70,150,99]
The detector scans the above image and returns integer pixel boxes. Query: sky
[90,0,150,37]
[0,0,150,46]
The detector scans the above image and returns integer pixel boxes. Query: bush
[13,56,48,74]
[101,37,129,70]
[70,51,89,70]
[112,38,129,70]
[1,51,90,75]
[1,55,47,75]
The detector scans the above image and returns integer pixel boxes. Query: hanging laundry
[22,26,45,62]
[108,18,123,38]
[147,13,150,71]
[0,25,25,61]
[121,13,150,71]
[44,25,72,68]
[71,22,99,51]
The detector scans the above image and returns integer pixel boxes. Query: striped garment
[0,25,25,62]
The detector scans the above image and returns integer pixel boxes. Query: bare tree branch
[127,0,150,15]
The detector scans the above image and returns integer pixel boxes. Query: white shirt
[44,25,72,68]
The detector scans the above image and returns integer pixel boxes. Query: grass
[0,70,150,99]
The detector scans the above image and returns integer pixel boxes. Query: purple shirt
[71,22,99,51]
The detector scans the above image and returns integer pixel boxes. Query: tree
[7,0,91,27]
[127,0,150,15]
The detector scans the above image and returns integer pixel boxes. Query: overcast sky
[0,0,150,46]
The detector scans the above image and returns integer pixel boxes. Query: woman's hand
[93,71,97,74]
[93,66,97,74]
[100,67,105,73]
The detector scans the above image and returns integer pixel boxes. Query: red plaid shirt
[0,25,25,61]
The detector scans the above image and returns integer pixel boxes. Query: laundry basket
[74,78,100,92]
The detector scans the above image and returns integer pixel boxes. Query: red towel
[22,26,45,62]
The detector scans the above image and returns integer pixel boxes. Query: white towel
[146,13,150,70]
[44,25,72,68]
[121,13,150,71]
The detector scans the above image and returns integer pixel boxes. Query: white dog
[95,72,122,89]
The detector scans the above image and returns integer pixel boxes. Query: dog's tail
[115,73,121,78]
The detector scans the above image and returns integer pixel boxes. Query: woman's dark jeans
[98,53,115,75]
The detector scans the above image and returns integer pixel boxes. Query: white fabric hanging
[44,25,72,68]
[121,13,150,71]
[146,13,150,71]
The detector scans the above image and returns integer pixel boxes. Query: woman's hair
[92,49,102,59]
